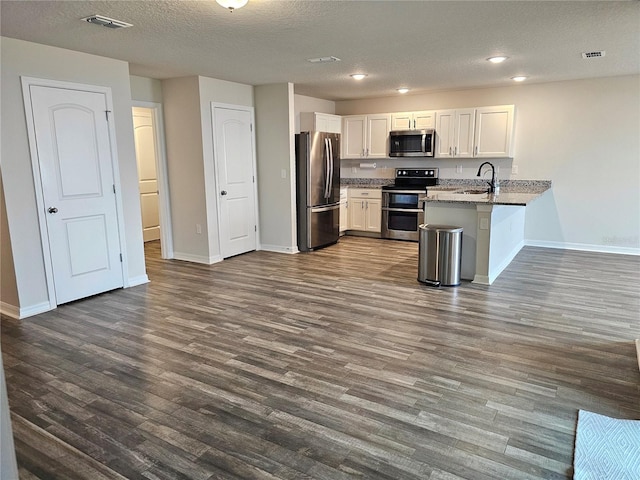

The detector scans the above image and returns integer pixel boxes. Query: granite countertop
[340,178,551,206]
[423,182,551,206]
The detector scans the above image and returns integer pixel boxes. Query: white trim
[0,301,53,320]
[259,244,299,254]
[131,101,174,259]
[210,103,260,259]
[20,76,127,305]
[173,252,223,265]
[127,275,150,287]
[525,240,640,256]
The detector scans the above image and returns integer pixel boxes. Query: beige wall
[336,75,640,252]
[293,94,336,133]
[0,178,18,313]
[130,75,163,103]
[0,37,147,315]
[255,83,298,252]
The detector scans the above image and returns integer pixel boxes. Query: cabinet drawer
[348,188,382,199]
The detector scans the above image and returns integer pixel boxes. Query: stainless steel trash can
[418,224,463,287]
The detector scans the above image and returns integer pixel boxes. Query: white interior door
[29,85,123,304]
[132,107,161,242]
[213,106,257,258]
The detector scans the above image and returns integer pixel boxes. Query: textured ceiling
[1,1,638,101]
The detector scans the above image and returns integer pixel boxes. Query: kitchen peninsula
[424,181,551,284]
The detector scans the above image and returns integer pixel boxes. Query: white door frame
[132,101,174,259]
[21,76,129,310]
[210,102,261,254]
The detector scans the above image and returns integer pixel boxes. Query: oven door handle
[382,207,424,213]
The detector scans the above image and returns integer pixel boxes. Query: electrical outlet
[480,218,489,230]
[512,165,519,175]
[196,224,202,234]
[456,165,463,174]
[280,169,287,179]
[352,167,357,174]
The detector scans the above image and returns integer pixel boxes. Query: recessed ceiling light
[350,73,367,80]
[215,0,248,12]
[397,87,410,94]
[511,76,527,82]
[487,56,508,64]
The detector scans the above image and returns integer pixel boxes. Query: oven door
[381,191,425,241]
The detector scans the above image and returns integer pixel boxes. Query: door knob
[48,207,58,214]
[221,190,228,196]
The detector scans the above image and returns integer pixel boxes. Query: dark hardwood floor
[2,237,639,479]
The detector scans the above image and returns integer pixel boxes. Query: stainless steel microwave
[389,129,435,157]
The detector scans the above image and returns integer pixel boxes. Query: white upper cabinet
[435,105,515,158]
[342,114,391,159]
[391,110,435,130]
[474,105,515,158]
[300,112,342,134]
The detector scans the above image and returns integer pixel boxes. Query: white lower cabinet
[348,188,381,233]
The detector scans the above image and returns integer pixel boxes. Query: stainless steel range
[381,168,439,241]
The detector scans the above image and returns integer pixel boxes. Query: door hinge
[105,110,111,121]
[119,253,123,262]
[113,184,116,194]
[250,124,253,132]
[253,175,255,183]
[254,225,257,232]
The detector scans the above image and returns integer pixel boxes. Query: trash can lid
[420,224,463,233]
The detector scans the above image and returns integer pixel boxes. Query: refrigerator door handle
[327,137,334,199]
[324,138,331,199]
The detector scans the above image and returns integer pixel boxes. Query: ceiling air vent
[581,51,605,59]
[307,56,341,64]
[82,15,133,29]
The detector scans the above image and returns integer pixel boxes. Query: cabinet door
[454,108,476,158]
[474,105,514,158]
[365,199,382,232]
[435,110,455,158]
[413,111,435,129]
[325,114,342,134]
[339,201,348,232]
[391,113,412,130]
[342,116,366,158]
[366,114,391,158]
[348,198,366,230]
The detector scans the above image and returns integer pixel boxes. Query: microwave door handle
[421,133,426,154]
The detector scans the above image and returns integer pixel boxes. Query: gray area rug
[574,410,640,480]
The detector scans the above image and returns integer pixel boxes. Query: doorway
[131,103,173,260]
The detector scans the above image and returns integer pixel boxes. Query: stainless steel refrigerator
[295,131,341,252]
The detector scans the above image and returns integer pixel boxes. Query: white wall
[255,83,298,252]
[129,75,163,104]
[335,75,640,253]
[0,37,147,316]
[293,94,335,133]
[0,179,19,315]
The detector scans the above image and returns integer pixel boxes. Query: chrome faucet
[476,161,498,193]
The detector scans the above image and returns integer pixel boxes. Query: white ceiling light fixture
[511,76,528,82]
[81,15,133,29]
[487,56,508,64]
[350,73,367,80]
[216,0,248,12]
[397,87,410,94]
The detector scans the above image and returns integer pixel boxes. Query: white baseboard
[525,240,640,256]
[173,252,223,264]
[1,301,53,319]
[259,244,299,254]
[127,275,150,287]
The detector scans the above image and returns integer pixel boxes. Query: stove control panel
[395,168,439,179]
